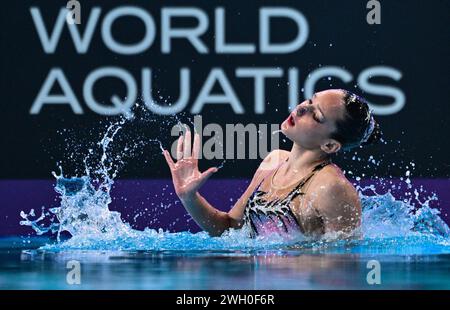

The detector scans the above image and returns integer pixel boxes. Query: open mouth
[287,113,296,126]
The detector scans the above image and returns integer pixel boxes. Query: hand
[163,129,218,201]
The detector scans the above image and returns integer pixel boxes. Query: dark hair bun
[361,120,382,147]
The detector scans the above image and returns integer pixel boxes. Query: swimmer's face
[281,89,345,154]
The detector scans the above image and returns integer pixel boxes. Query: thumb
[198,167,218,186]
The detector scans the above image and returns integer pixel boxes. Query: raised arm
[163,129,231,236]
[163,129,288,236]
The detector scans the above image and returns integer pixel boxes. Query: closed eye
[308,99,322,123]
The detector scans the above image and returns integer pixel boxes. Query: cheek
[297,122,331,141]
[298,119,322,133]
[289,124,319,142]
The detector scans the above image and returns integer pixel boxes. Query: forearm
[180,192,232,236]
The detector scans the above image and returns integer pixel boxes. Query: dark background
[1,0,449,180]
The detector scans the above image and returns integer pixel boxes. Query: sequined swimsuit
[243,160,331,238]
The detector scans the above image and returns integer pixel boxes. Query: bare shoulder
[310,163,358,198]
[258,149,289,170]
[306,163,361,231]
[264,149,290,161]
[235,150,289,195]
[246,150,289,194]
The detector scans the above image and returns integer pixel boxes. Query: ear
[320,139,341,154]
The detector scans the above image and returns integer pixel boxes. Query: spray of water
[19,116,450,254]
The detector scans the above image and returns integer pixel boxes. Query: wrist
[179,191,200,203]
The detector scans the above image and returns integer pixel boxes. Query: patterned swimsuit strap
[253,157,331,197]
[285,159,332,200]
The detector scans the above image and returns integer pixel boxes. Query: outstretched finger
[183,128,192,158]
[163,150,175,169]
[176,135,183,160]
[192,133,200,159]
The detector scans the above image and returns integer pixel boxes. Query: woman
[163,89,382,238]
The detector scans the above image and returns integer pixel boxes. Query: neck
[285,143,329,174]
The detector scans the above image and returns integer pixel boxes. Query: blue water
[1,237,449,289]
[3,119,450,289]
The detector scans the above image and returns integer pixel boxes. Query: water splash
[19,119,450,254]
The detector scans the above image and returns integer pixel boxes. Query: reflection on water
[0,244,444,289]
